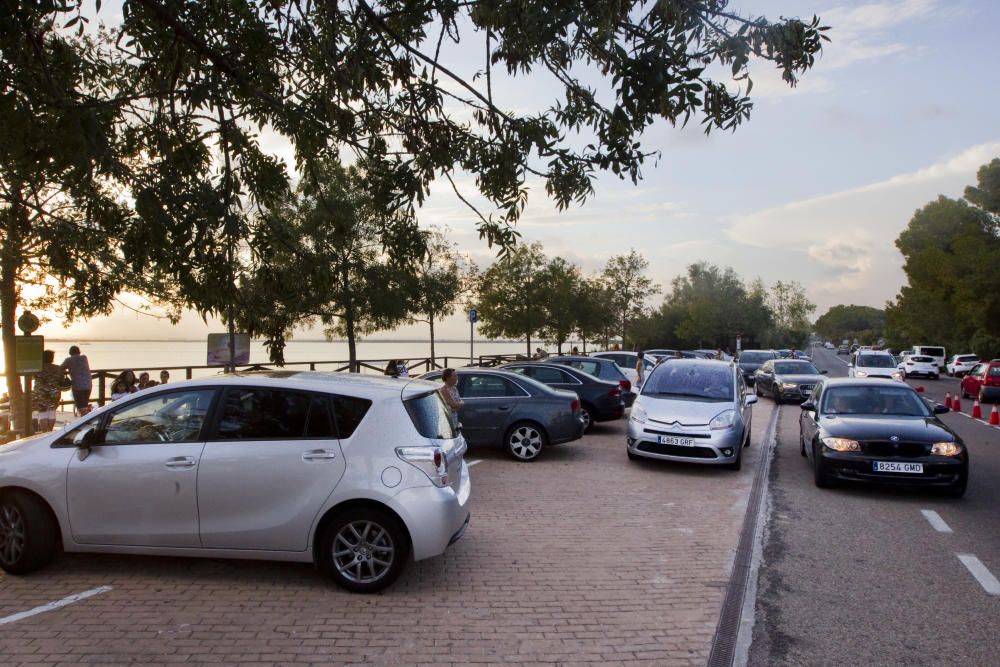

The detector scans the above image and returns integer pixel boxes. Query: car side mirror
[745,394,758,406]
[820,370,828,374]
[800,400,816,411]
[933,404,950,414]
[73,426,102,461]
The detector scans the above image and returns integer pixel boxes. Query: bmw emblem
[889,435,900,442]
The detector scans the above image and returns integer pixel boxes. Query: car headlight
[822,437,861,452]
[710,409,736,430]
[891,371,903,380]
[855,370,868,377]
[630,404,647,424]
[931,441,962,456]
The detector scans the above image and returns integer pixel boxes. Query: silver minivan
[0,372,471,593]
[626,360,757,470]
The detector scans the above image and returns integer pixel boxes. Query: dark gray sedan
[754,359,828,402]
[422,369,585,461]
[500,362,625,431]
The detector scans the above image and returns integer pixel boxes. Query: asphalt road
[748,345,1000,666]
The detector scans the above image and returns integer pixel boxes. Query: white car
[899,355,939,379]
[0,372,471,593]
[946,354,980,377]
[590,351,656,386]
[850,351,904,381]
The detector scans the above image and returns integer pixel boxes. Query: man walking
[61,345,93,415]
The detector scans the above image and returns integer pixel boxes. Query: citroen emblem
[889,435,900,442]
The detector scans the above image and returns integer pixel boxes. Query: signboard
[15,335,44,374]
[469,309,478,323]
[207,333,250,366]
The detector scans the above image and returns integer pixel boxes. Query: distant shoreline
[44,338,528,344]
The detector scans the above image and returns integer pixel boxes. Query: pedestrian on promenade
[439,368,463,424]
[33,350,68,432]
[715,348,724,360]
[138,372,158,390]
[61,345,93,416]
[159,370,170,384]
[384,360,400,377]
[571,346,580,356]
[396,360,410,377]
[635,351,646,388]
[110,370,138,401]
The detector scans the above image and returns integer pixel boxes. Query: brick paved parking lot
[0,403,776,666]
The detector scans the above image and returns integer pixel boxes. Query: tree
[410,227,465,366]
[475,242,546,356]
[814,305,885,344]
[236,160,425,370]
[602,250,660,347]
[536,257,581,354]
[574,276,614,353]
[766,280,815,347]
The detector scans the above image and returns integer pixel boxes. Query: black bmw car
[799,378,968,496]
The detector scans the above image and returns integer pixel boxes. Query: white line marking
[920,509,952,533]
[957,554,1000,596]
[0,586,113,626]
[467,459,482,467]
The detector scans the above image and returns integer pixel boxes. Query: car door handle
[497,405,511,411]
[164,456,197,469]
[302,449,338,462]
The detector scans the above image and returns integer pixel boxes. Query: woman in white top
[635,351,646,388]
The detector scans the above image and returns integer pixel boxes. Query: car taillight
[571,399,580,413]
[609,388,621,397]
[396,446,449,487]
[620,379,632,392]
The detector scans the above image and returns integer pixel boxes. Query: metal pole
[469,320,474,366]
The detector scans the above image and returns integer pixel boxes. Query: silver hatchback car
[626,360,757,470]
[0,372,471,593]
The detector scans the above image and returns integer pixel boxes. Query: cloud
[721,141,1000,310]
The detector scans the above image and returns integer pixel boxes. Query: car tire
[962,387,971,399]
[319,506,409,594]
[946,477,967,498]
[505,422,546,461]
[812,442,831,488]
[931,374,939,381]
[0,491,59,575]
[799,432,807,457]
[579,404,594,433]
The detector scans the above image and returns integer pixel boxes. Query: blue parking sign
[469,309,478,323]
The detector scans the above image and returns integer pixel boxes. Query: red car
[960,360,1000,403]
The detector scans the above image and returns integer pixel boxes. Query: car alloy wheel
[506,423,545,461]
[580,406,593,432]
[0,503,26,568]
[320,507,408,593]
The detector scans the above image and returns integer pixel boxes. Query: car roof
[135,370,439,399]
[549,355,611,363]
[820,377,912,388]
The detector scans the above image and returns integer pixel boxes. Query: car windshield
[740,352,771,363]
[857,354,895,368]
[920,347,944,357]
[822,386,930,417]
[775,362,819,375]
[642,364,733,401]
[958,355,978,362]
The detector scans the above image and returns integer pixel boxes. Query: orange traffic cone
[990,405,1000,426]
[953,396,962,413]
[972,400,982,419]
[944,392,951,409]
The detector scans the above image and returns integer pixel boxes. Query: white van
[912,345,946,371]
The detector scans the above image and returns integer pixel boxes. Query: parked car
[422,368,584,461]
[626,359,756,470]
[0,372,472,592]
[898,355,939,379]
[946,354,980,377]
[799,378,967,496]
[736,349,778,385]
[644,348,678,360]
[837,344,850,355]
[960,360,1000,403]
[589,351,656,386]
[548,355,637,406]
[753,359,827,402]
[849,351,904,381]
[500,362,624,431]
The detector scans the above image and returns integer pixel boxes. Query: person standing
[159,370,170,385]
[396,360,410,377]
[635,351,646,388]
[33,350,67,432]
[439,368,464,424]
[138,372,158,389]
[61,345,93,416]
[110,370,139,401]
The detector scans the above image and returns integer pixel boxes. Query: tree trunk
[341,262,358,372]
[1,187,26,432]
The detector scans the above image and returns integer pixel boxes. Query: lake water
[20,338,537,377]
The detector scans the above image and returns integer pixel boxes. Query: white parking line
[920,509,952,533]
[957,554,1000,596]
[467,459,482,467]
[0,586,113,626]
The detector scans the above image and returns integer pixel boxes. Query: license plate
[658,435,696,447]
[873,461,924,474]
[801,386,814,395]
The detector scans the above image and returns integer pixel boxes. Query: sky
[38,0,1000,342]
